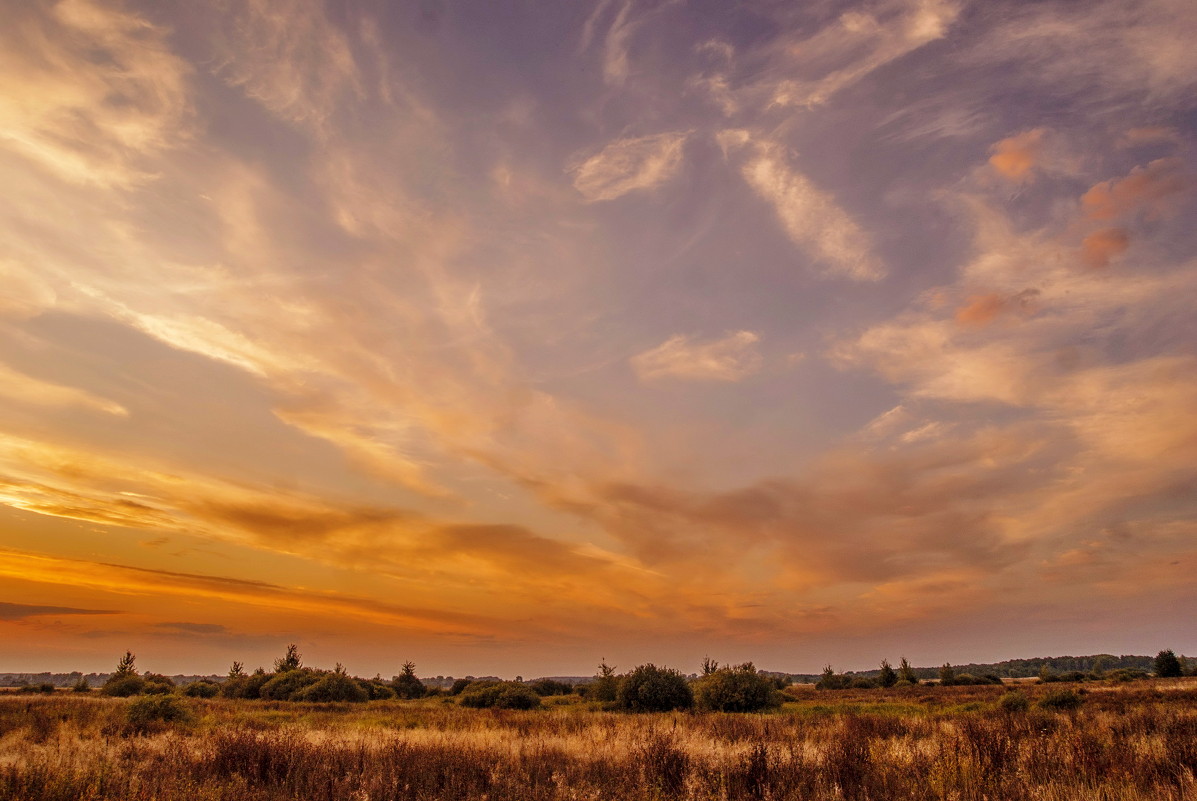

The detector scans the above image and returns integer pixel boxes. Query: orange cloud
[954,289,1038,328]
[1080,157,1189,220]
[1080,227,1130,269]
[988,129,1044,182]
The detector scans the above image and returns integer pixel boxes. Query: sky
[1,0,1195,680]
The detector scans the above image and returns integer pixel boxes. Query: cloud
[735,140,884,280]
[1080,228,1130,269]
[766,0,962,109]
[0,0,191,188]
[0,601,116,620]
[1080,157,1190,221]
[631,331,762,382]
[571,132,688,201]
[988,129,1045,183]
[953,289,1039,328]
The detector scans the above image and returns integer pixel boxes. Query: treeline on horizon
[1,650,1182,690]
[6,648,1193,711]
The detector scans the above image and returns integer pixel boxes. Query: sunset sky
[1,0,1195,679]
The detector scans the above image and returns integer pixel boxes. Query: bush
[259,668,321,701]
[127,695,191,730]
[102,674,147,697]
[448,678,472,696]
[458,681,541,710]
[693,663,779,712]
[617,664,693,713]
[1038,689,1083,711]
[183,680,220,698]
[392,661,427,700]
[222,669,271,699]
[528,678,574,696]
[1155,649,1183,678]
[143,674,177,695]
[816,666,850,691]
[300,672,369,703]
[997,690,1029,712]
[71,677,91,693]
[360,678,396,700]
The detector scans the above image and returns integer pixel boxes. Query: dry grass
[1,680,1195,800]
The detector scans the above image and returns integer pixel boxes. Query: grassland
[2,679,1195,800]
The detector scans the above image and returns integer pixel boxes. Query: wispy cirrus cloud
[631,330,762,382]
[571,131,688,201]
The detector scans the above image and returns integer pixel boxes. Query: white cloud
[738,141,884,281]
[571,131,688,201]
[631,330,762,382]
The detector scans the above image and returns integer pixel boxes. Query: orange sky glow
[1,0,1195,678]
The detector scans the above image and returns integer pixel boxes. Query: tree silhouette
[1154,649,1182,678]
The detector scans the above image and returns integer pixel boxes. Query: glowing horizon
[1,0,1195,678]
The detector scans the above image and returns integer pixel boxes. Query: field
[2,680,1196,800]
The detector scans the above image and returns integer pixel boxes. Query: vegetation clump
[693,661,779,712]
[126,694,191,731]
[616,664,693,712]
[457,681,541,710]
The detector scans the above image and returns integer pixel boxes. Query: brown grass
[1,679,1195,800]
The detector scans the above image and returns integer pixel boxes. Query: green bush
[71,677,91,693]
[127,695,191,730]
[102,674,147,697]
[222,669,271,699]
[360,678,396,700]
[142,674,177,695]
[1038,689,1083,711]
[997,690,1029,712]
[392,661,427,700]
[528,679,573,696]
[448,678,472,696]
[259,668,321,701]
[693,663,778,712]
[617,664,693,712]
[300,672,369,703]
[458,681,541,710]
[183,680,220,698]
[1154,649,1183,678]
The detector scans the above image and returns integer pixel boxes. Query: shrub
[360,678,396,700]
[300,672,369,703]
[693,663,779,712]
[259,668,321,701]
[448,678,472,696]
[849,676,876,689]
[102,674,147,697]
[617,664,693,712]
[877,659,898,688]
[71,677,91,693]
[458,681,541,710]
[274,644,302,673]
[127,695,191,730]
[590,661,620,703]
[816,666,850,690]
[392,661,427,700]
[1038,689,1083,711]
[222,669,271,699]
[528,678,573,696]
[183,680,220,698]
[142,673,177,695]
[997,690,1029,712]
[1155,649,1183,678]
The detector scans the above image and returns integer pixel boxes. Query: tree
[616,664,694,712]
[274,644,302,673]
[693,662,778,712]
[897,657,918,685]
[590,660,620,703]
[392,661,427,699]
[1154,649,1183,678]
[701,657,719,676]
[115,651,137,677]
[938,663,955,686]
[228,661,245,678]
[878,659,897,688]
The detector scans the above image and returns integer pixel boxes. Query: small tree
[72,676,91,693]
[115,651,137,677]
[590,660,620,703]
[274,644,302,673]
[878,659,897,688]
[616,664,693,712]
[228,661,245,679]
[701,657,719,676]
[897,657,918,685]
[393,661,427,699]
[939,663,955,686]
[1154,649,1183,678]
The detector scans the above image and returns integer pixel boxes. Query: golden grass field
[2,679,1196,800]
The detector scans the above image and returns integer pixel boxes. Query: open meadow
[2,679,1195,801]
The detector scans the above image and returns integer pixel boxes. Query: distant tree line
[14,647,1190,706]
